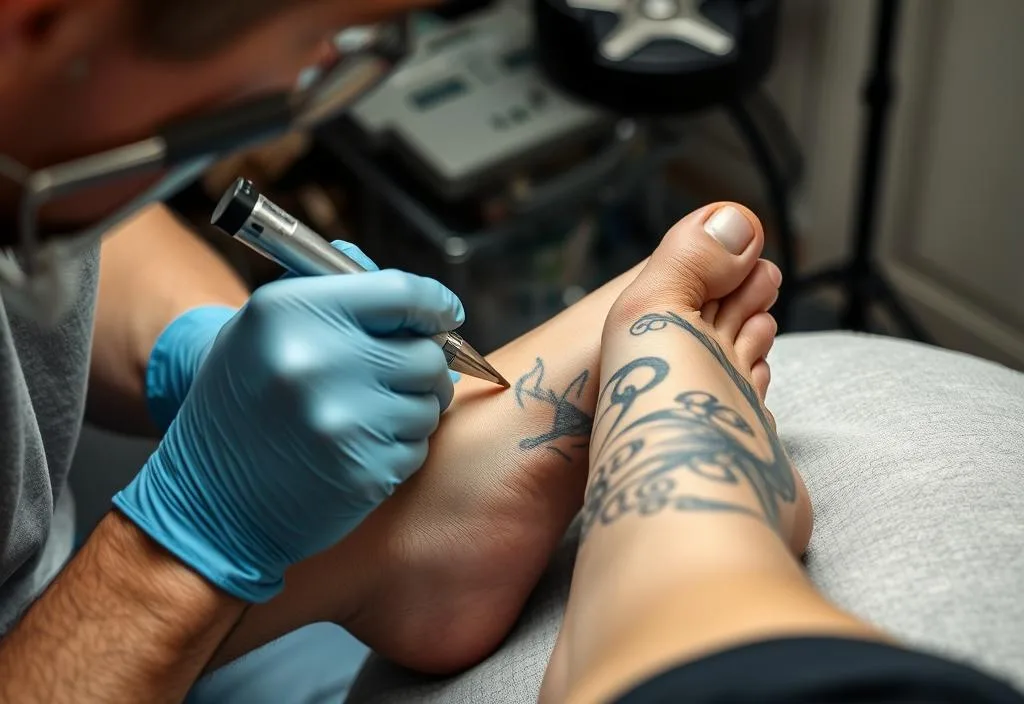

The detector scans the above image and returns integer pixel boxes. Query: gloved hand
[145,241,380,432]
[116,268,464,602]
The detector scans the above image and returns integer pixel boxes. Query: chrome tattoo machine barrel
[211,178,509,388]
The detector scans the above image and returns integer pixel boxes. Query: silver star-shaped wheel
[565,0,735,61]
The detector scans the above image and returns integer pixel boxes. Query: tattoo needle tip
[450,341,510,388]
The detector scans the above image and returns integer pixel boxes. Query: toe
[701,299,721,324]
[751,360,772,403]
[623,203,765,317]
[735,312,778,372]
[716,260,782,343]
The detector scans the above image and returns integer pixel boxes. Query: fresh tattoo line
[581,312,796,540]
[515,358,594,462]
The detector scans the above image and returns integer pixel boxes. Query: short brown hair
[130,1,304,59]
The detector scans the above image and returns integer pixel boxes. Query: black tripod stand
[799,0,932,342]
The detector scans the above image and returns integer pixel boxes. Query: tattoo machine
[211,178,510,388]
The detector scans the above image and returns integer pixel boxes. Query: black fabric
[614,637,1024,704]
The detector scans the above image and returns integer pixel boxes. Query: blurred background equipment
[78,0,1024,535]
[534,0,801,326]
[534,0,779,114]
[169,0,1024,368]
[186,0,803,350]
[322,0,636,346]
[345,2,614,203]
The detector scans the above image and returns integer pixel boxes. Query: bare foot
[704,257,782,402]
[597,202,810,555]
[331,205,797,675]
[542,205,812,704]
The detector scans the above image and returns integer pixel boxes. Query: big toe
[631,203,765,314]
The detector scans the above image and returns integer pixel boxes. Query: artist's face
[0,0,424,245]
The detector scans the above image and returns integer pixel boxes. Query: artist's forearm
[88,203,249,436]
[0,513,245,703]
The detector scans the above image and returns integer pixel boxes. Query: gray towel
[348,332,1024,703]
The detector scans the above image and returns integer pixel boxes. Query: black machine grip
[161,93,294,165]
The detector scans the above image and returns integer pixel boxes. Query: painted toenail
[705,206,754,255]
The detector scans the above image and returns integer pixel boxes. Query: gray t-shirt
[0,246,99,634]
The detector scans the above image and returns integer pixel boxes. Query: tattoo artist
[0,1,465,701]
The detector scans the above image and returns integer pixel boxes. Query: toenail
[704,206,754,255]
[767,261,783,287]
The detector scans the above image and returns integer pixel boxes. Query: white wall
[683,0,1024,369]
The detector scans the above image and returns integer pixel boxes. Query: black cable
[799,0,931,344]
[842,0,901,331]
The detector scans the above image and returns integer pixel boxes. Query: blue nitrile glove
[144,241,381,433]
[115,269,464,602]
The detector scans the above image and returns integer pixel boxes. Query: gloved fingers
[340,270,465,337]
[329,241,378,272]
[437,370,457,412]
[276,240,378,280]
[385,438,432,484]
[375,338,454,407]
[386,394,443,442]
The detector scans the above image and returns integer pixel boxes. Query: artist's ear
[0,0,119,91]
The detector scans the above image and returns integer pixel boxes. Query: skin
[0,0,669,696]
[210,258,651,673]
[540,206,877,704]
[89,203,249,437]
[0,514,247,704]
[0,0,424,701]
[0,0,420,225]
[207,209,795,677]
[0,0,819,701]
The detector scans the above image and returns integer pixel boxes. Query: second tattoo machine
[211,178,509,388]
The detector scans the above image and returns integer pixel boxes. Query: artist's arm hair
[0,514,246,703]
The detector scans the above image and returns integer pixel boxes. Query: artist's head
[0,0,425,240]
